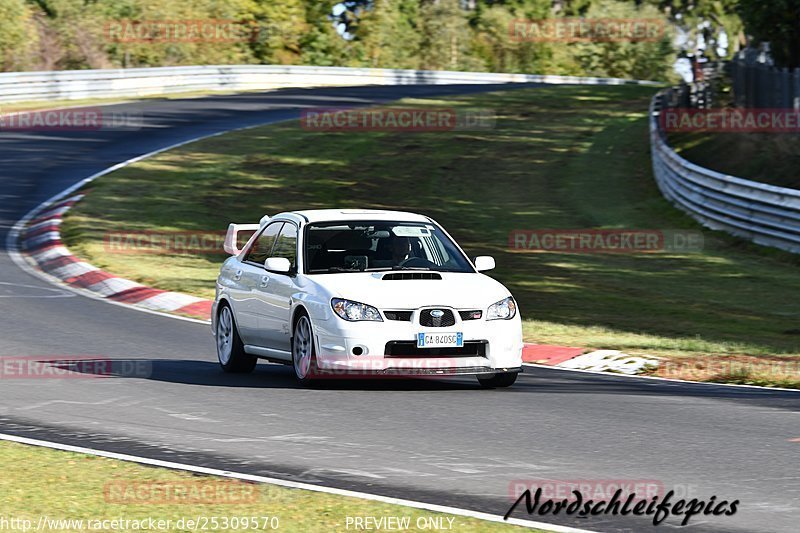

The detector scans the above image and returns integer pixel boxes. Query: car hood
[310,271,511,309]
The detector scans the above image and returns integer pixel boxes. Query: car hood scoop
[381,272,442,280]
[314,272,509,309]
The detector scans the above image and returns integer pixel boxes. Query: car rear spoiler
[223,223,260,255]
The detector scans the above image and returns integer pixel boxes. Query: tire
[292,313,319,385]
[216,304,257,373]
[477,372,518,388]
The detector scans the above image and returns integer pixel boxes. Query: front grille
[384,310,413,321]
[419,309,456,327]
[382,272,442,280]
[459,310,483,321]
[385,341,487,357]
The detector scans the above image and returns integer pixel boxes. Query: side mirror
[264,257,291,273]
[474,256,495,272]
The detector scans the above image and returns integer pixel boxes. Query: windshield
[304,221,474,274]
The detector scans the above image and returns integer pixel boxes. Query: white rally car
[212,210,523,387]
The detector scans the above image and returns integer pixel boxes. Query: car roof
[272,209,433,224]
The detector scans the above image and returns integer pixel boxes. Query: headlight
[331,298,383,322]
[487,296,517,320]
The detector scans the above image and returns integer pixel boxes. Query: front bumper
[312,307,523,376]
[314,365,522,378]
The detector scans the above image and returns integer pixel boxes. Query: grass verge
[60,85,800,386]
[0,441,537,532]
[668,131,800,190]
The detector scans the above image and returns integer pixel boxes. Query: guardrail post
[781,68,791,109]
[794,68,800,110]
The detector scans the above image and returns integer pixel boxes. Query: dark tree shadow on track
[46,357,489,391]
[513,365,800,411]
[39,356,800,407]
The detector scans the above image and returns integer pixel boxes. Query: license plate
[417,332,463,348]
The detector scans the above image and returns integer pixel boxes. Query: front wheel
[292,314,318,385]
[216,304,257,373]
[477,372,518,388]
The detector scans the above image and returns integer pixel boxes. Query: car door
[232,221,283,346]
[253,222,299,354]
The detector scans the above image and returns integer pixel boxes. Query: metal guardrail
[2,64,795,253]
[650,89,800,254]
[0,65,658,103]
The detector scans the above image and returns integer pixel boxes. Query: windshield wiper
[309,266,436,273]
[314,266,398,273]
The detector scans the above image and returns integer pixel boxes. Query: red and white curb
[5,102,639,372]
[556,350,658,374]
[14,183,800,392]
[19,194,213,321]
[19,195,662,371]
[521,345,657,374]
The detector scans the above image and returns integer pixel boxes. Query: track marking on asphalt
[0,281,74,299]
[270,432,330,439]
[302,467,386,480]
[0,432,595,533]
[5,115,299,327]
[431,463,485,474]
[151,406,220,423]
[14,397,127,412]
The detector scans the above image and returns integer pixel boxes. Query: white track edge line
[521,363,800,393]
[0,433,594,533]
[9,259,211,325]
[1,99,137,114]
[5,117,298,326]
[1,86,303,115]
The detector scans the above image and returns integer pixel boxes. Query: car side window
[245,222,283,265]
[271,223,298,269]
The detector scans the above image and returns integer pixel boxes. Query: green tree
[570,0,676,81]
[0,0,38,70]
[475,0,572,18]
[100,0,258,68]
[298,1,351,66]
[249,0,307,64]
[737,0,800,68]
[643,0,742,61]
[418,0,481,71]
[27,0,260,70]
[471,2,554,74]
[354,0,420,69]
[31,0,115,69]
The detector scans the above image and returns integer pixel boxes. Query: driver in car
[391,236,414,263]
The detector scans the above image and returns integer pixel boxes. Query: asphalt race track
[1,84,798,533]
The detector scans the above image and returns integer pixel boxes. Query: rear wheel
[216,304,257,373]
[292,314,319,385]
[477,372,518,388]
